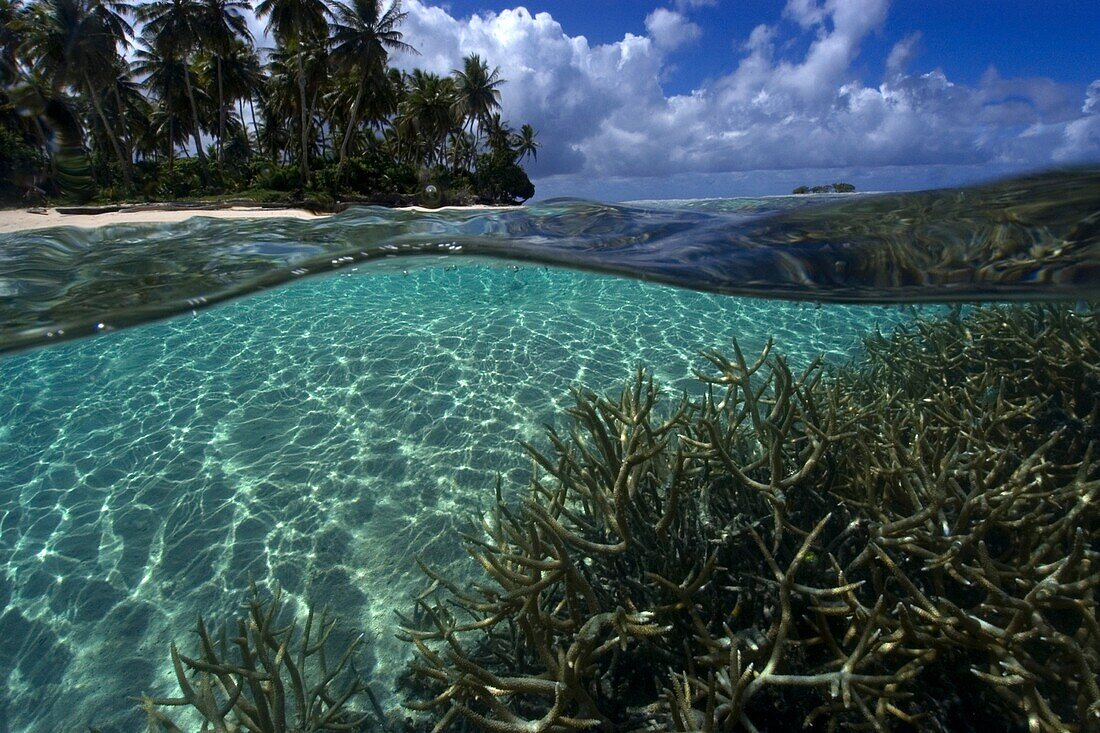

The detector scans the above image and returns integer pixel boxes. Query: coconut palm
[22,0,136,185]
[2,0,536,203]
[256,0,328,188]
[264,37,328,168]
[198,38,263,155]
[452,54,504,139]
[196,0,251,170]
[349,65,405,145]
[399,70,459,167]
[133,43,193,167]
[260,51,296,162]
[98,56,148,171]
[0,0,23,86]
[513,123,540,163]
[329,0,415,172]
[137,0,212,181]
[483,112,514,157]
[448,129,476,172]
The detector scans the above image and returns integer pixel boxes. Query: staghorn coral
[400,304,1100,732]
[140,581,384,733]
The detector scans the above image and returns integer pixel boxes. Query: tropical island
[792,182,855,194]
[0,0,539,210]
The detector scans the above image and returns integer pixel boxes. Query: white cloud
[645,9,702,51]
[1083,80,1100,114]
[783,0,829,29]
[886,31,921,76]
[219,0,1099,194]
[1054,80,1100,161]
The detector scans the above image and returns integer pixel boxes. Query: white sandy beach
[0,203,521,234]
[0,206,329,234]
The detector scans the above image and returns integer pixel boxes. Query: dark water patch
[0,168,1097,355]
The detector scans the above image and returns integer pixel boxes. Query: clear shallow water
[0,169,1096,731]
[0,167,1097,355]
[0,264,927,731]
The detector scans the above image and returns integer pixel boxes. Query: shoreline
[0,201,520,234]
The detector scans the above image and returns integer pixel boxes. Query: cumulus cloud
[645,9,702,51]
[1054,80,1100,161]
[783,0,829,29]
[386,0,1098,186]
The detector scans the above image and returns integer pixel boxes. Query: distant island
[792,182,856,194]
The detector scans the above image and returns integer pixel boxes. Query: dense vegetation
[793,182,855,194]
[0,0,539,207]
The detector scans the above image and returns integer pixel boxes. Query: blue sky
[439,1,1100,93]
[306,0,1100,199]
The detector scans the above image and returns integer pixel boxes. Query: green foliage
[3,1,537,207]
[308,160,341,194]
[157,158,205,199]
[253,163,301,192]
[0,123,47,204]
[474,151,534,203]
[792,181,858,192]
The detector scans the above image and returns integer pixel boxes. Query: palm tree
[513,123,540,163]
[200,38,263,155]
[196,0,251,171]
[256,0,328,188]
[0,0,23,86]
[100,55,148,172]
[452,54,503,140]
[329,0,415,173]
[448,129,475,172]
[399,70,459,168]
[260,51,296,163]
[22,0,136,186]
[483,112,514,157]
[133,43,195,168]
[137,0,211,182]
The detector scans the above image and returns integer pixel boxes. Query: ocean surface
[0,169,1096,731]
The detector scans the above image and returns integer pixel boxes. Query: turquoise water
[2,168,1096,356]
[0,263,919,731]
[0,170,1096,730]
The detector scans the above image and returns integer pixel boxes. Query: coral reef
[141,582,383,732]
[400,304,1100,732]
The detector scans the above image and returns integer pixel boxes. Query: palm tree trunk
[247,95,264,159]
[239,98,250,154]
[181,67,209,184]
[111,84,135,174]
[296,51,310,189]
[338,79,367,170]
[82,70,131,188]
[309,82,323,151]
[217,55,225,176]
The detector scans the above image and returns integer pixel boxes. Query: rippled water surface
[1,168,1097,355]
[0,169,1096,731]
